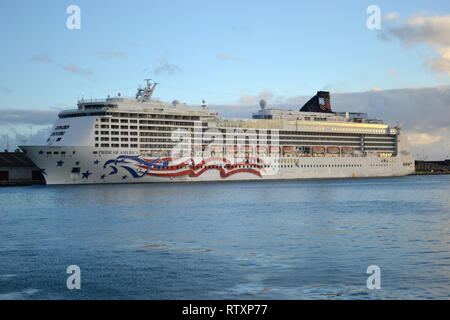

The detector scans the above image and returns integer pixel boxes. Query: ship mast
[136,79,158,102]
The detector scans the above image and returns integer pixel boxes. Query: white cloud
[383,12,400,24]
[238,88,274,104]
[408,133,442,145]
[380,13,450,76]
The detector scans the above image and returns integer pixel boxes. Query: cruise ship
[20,80,415,184]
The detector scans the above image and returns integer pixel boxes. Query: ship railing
[77,98,110,104]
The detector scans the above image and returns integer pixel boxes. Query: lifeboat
[282,146,294,152]
[341,147,354,154]
[327,146,340,154]
[312,146,325,153]
[256,146,267,152]
[269,146,280,152]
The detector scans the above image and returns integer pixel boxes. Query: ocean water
[0,175,449,300]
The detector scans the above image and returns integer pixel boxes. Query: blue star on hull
[57,160,64,167]
[94,159,99,165]
[81,170,91,179]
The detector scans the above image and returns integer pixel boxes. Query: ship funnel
[300,91,332,113]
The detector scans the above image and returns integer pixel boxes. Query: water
[0,175,449,299]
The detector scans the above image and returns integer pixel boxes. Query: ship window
[71,167,80,173]
[121,144,129,148]
[56,137,61,142]
[101,144,110,147]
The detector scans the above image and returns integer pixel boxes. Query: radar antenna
[136,79,158,102]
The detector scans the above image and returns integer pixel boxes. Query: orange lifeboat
[341,147,354,154]
[269,146,280,152]
[312,146,325,153]
[327,146,340,154]
[241,145,253,152]
[282,146,294,152]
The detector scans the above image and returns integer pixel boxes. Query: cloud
[153,57,182,75]
[217,53,246,62]
[383,12,400,24]
[238,88,274,104]
[0,109,58,126]
[59,63,94,77]
[380,13,450,76]
[29,52,54,64]
[91,51,128,60]
[407,133,442,145]
[29,52,94,77]
[1,126,52,150]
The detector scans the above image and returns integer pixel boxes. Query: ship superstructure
[20,80,415,184]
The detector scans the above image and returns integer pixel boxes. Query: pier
[0,152,45,186]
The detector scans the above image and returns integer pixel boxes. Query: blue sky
[0,0,449,159]
[0,0,449,108]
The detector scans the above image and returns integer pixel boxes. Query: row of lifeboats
[311,146,354,154]
[193,145,354,154]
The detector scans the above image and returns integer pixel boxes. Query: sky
[0,0,449,159]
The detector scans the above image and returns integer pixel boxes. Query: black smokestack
[300,91,332,113]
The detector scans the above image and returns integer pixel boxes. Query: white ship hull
[20,145,414,185]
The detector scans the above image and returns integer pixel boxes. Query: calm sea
[0,175,449,299]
